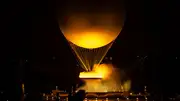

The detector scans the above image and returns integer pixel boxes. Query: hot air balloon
[57,0,125,71]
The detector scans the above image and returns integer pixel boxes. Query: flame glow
[79,72,103,79]
[92,64,113,79]
[78,64,131,92]
[79,64,113,79]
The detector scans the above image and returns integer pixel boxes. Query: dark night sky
[0,0,180,95]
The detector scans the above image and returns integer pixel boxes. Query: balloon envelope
[57,0,125,49]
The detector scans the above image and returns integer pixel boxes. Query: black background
[0,0,180,100]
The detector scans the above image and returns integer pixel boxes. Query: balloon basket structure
[77,68,131,93]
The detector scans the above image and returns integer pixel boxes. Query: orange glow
[63,30,119,49]
[123,80,131,92]
[93,64,113,79]
[60,14,124,49]
[79,64,113,79]
[58,0,125,49]
[79,72,103,78]
[78,64,131,92]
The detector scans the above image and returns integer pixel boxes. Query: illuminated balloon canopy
[57,0,125,71]
[60,14,123,49]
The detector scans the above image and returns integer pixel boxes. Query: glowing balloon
[57,0,125,49]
